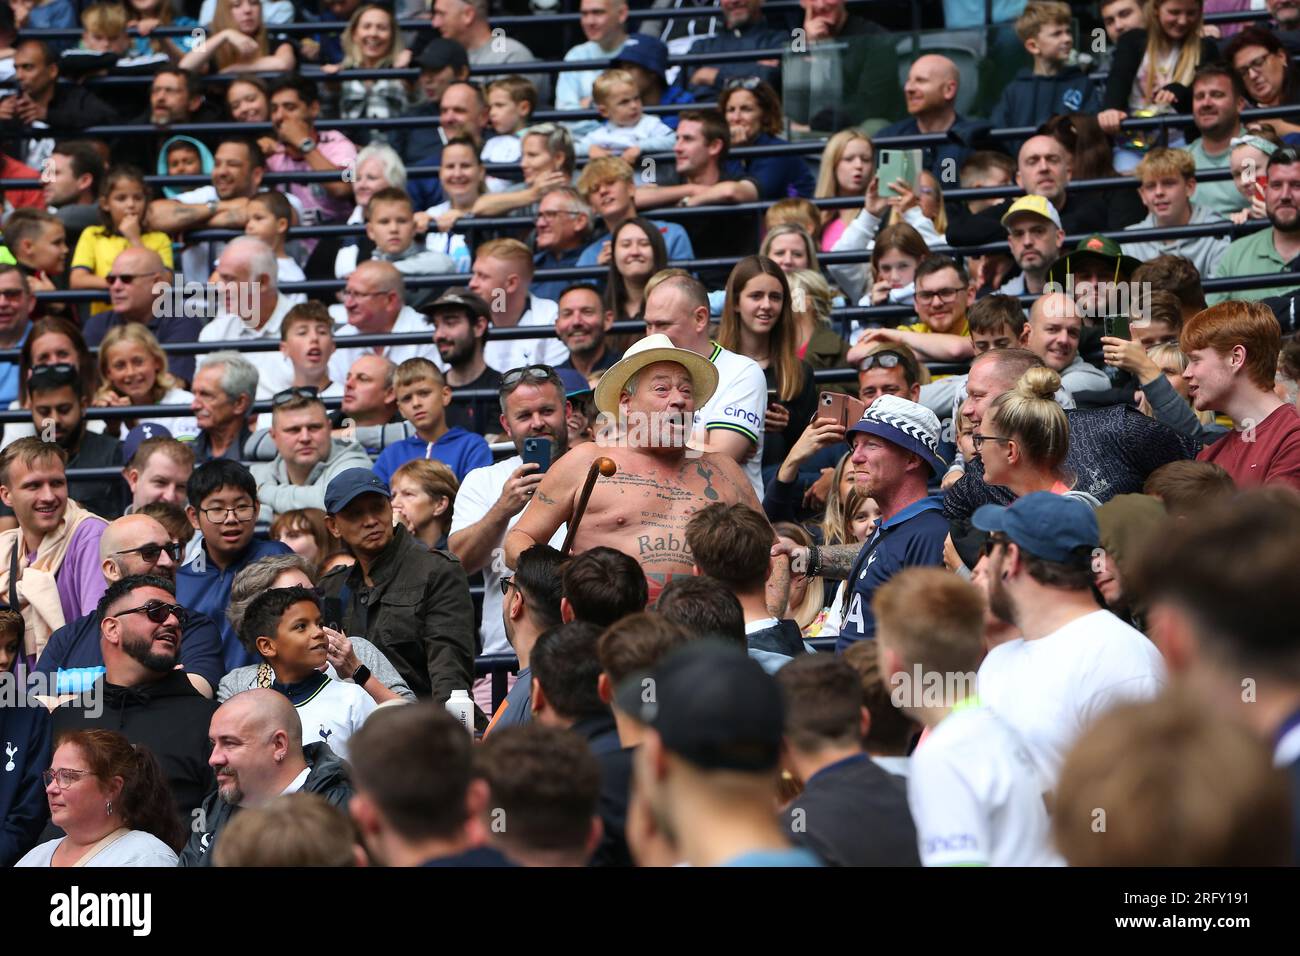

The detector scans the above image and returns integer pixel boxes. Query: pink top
[821,217,848,252]
[265,129,360,226]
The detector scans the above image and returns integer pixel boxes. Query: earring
[105,800,113,816]
[275,752,284,763]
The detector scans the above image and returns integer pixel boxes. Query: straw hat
[593,334,718,416]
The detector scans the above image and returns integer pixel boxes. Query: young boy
[1,207,69,318]
[373,358,492,484]
[245,190,305,285]
[339,187,454,310]
[482,75,536,191]
[1121,147,1229,277]
[239,586,375,762]
[577,68,675,183]
[77,2,130,57]
[873,568,1060,867]
[165,140,202,178]
[256,301,342,429]
[989,2,1099,144]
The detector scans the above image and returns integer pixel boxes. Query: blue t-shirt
[177,537,293,672]
[837,496,948,651]
[373,427,493,484]
[35,608,225,695]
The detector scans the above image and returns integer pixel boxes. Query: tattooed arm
[772,540,863,581]
[503,446,591,567]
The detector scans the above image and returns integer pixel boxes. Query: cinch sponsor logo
[723,405,763,427]
[49,886,152,936]
[923,833,978,855]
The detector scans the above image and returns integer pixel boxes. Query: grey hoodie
[1120,203,1230,278]
[250,438,374,519]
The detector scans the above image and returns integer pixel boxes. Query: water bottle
[445,689,474,734]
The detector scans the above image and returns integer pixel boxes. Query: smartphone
[522,436,553,474]
[1103,315,1130,340]
[818,391,866,427]
[1257,174,1268,202]
[877,149,921,199]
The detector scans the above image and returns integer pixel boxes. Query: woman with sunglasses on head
[719,77,816,200]
[16,730,182,866]
[2,317,102,449]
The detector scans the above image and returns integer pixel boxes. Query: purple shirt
[34,518,109,626]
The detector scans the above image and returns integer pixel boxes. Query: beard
[216,774,243,806]
[987,569,1017,627]
[121,629,179,673]
[1269,205,1300,233]
[438,333,476,368]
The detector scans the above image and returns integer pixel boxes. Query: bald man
[1022,292,1110,394]
[198,237,308,399]
[80,247,204,385]
[179,688,355,867]
[948,135,1140,248]
[329,260,443,373]
[875,54,985,180]
[34,513,224,698]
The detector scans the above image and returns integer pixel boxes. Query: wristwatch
[206,198,219,215]
[350,663,371,686]
[299,137,318,155]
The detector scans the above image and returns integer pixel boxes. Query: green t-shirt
[1187,138,1249,219]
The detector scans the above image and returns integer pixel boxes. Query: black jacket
[785,754,920,866]
[178,742,353,867]
[318,523,475,703]
[943,405,1201,524]
[1102,29,1219,115]
[0,694,52,866]
[51,671,217,824]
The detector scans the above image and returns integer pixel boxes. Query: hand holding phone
[522,436,553,474]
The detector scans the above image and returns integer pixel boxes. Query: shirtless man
[505,335,785,604]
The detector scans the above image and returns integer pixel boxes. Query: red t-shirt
[1198,403,1300,490]
[1,154,45,211]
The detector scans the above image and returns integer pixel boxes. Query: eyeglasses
[915,286,967,304]
[273,386,320,406]
[859,351,903,371]
[501,365,561,389]
[341,288,390,301]
[982,532,1011,557]
[724,76,763,91]
[1236,52,1279,77]
[106,272,155,285]
[111,599,189,626]
[199,503,257,523]
[537,209,582,221]
[0,288,27,301]
[43,768,93,789]
[111,541,184,564]
[971,433,1012,452]
[500,577,513,595]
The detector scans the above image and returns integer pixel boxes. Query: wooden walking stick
[561,457,618,556]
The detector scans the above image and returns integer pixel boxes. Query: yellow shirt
[900,315,970,337]
[71,226,175,315]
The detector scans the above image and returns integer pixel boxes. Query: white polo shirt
[328,303,442,380]
[198,291,306,399]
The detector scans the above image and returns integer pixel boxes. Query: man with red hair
[1182,300,1300,488]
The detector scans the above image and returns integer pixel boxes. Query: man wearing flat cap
[504,334,773,604]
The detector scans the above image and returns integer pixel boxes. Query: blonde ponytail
[989,366,1069,473]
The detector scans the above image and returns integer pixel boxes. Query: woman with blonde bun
[976,366,1076,498]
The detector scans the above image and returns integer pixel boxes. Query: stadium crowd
[1,0,1300,869]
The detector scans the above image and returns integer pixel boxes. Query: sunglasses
[111,542,184,564]
[500,577,513,595]
[273,385,320,406]
[106,272,155,285]
[501,365,560,388]
[859,352,903,371]
[29,363,77,379]
[725,76,763,91]
[111,600,188,626]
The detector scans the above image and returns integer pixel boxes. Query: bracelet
[806,546,822,578]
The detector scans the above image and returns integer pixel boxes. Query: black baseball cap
[416,38,469,74]
[614,641,785,772]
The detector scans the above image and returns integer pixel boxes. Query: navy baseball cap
[972,491,1099,565]
[123,423,173,463]
[614,641,785,772]
[324,468,391,514]
[416,37,469,73]
[556,368,592,398]
[613,34,668,80]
